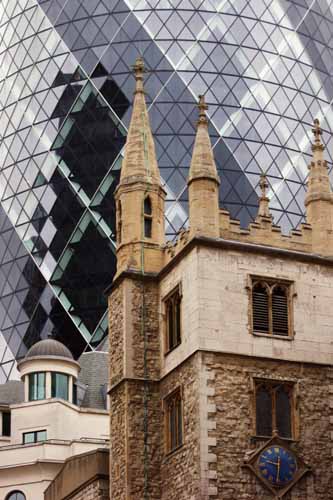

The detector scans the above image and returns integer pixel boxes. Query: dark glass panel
[2,411,11,436]
[99,77,130,119]
[256,385,272,436]
[176,397,182,447]
[170,401,176,451]
[51,372,69,400]
[51,85,126,199]
[48,171,85,260]
[176,296,181,346]
[144,197,152,215]
[276,386,292,438]
[144,217,152,238]
[90,171,120,237]
[28,372,46,401]
[167,303,174,351]
[73,383,77,405]
[50,220,116,333]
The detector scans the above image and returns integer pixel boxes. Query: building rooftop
[77,352,108,410]
[25,338,74,360]
[0,380,24,405]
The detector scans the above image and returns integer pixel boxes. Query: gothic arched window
[144,196,152,238]
[251,279,292,337]
[255,380,293,439]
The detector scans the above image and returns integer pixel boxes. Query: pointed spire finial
[256,174,272,221]
[132,56,145,94]
[312,118,324,153]
[118,57,161,184]
[198,94,208,125]
[259,174,268,199]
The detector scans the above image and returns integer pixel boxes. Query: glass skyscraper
[0,0,332,380]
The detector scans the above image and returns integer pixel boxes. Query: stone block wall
[158,351,332,499]
[44,449,109,500]
[69,478,109,500]
[109,275,162,499]
[160,355,201,500]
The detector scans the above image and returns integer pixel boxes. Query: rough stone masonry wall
[109,277,162,499]
[160,354,201,500]
[203,351,332,500]
[68,478,109,500]
[110,380,161,500]
[109,284,124,386]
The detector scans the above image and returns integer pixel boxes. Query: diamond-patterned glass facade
[0,0,333,379]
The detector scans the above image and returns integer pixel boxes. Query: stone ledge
[44,448,109,500]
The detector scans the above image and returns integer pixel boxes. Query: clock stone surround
[243,433,311,499]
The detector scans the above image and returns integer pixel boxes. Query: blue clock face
[258,446,297,487]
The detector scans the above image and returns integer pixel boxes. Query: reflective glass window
[28,372,46,401]
[5,492,26,500]
[51,372,69,400]
[23,429,47,444]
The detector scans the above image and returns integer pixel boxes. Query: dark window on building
[28,372,46,401]
[144,196,152,238]
[164,389,183,453]
[255,380,293,439]
[165,287,182,352]
[2,411,11,436]
[73,383,77,405]
[251,279,291,337]
[5,492,26,500]
[23,430,47,444]
[51,373,69,401]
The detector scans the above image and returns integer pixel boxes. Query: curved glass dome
[0,0,332,379]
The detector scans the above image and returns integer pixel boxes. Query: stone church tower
[108,59,333,499]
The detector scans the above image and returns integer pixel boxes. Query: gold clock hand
[276,457,280,483]
[265,460,278,466]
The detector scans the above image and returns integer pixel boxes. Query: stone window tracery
[164,285,182,353]
[164,388,183,454]
[144,196,152,238]
[250,277,292,337]
[255,380,294,439]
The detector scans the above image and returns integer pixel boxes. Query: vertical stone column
[24,374,29,401]
[109,276,161,499]
[46,371,52,399]
[68,375,73,403]
[199,357,217,499]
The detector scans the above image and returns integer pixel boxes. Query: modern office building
[0,338,109,498]
[0,1,332,378]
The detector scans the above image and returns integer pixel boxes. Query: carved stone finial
[256,174,272,221]
[312,118,324,153]
[198,94,208,124]
[259,174,269,199]
[132,56,145,94]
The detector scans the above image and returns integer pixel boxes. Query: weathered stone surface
[69,479,109,500]
[109,277,161,499]
[109,68,332,500]
[44,449,109,500]
[160,355,201,500]
[203,352,332,499]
